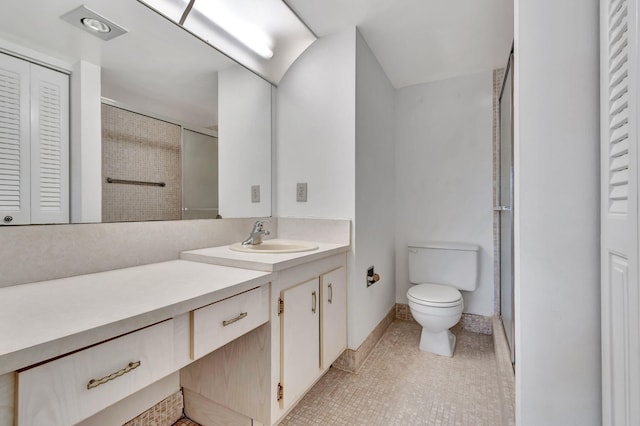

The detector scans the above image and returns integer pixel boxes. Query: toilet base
[419,328,456,357]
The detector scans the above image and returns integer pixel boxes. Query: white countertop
[180,240,349,272]
[0,260,271,375]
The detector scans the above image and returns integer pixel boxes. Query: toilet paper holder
[367,266,380,287]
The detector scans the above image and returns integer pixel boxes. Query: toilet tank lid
[408,241,479,251]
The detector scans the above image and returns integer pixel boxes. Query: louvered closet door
[0,54,30,225]
[600,0,640,424]
[29,64,69,224]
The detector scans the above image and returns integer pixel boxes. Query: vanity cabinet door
[280,277,320,409]
[320,266,347,369]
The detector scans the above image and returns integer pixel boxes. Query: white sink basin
[229,239,319,254]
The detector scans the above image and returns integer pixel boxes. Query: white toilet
[407,241,479,357]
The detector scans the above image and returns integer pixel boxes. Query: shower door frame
[498,49,515,365]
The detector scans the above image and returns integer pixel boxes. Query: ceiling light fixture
[189,2,274,59]
[137,0,317,84]
[60,5,128,41]
[81,17,111,34]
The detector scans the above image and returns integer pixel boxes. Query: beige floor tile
[280,321,505,426]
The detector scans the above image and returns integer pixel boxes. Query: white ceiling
[286,0,514,88]
[0,0,235,129]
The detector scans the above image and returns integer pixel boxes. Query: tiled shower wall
[102,104,182,222]
[493,68,505,315]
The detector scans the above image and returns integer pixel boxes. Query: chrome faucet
[242,220,270,245]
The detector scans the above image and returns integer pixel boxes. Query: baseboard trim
[332,306,395,373]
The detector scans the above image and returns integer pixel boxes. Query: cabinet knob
[3,216,13,223]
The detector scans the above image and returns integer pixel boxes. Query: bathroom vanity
[181,243,348,425]
[0,240,348,426]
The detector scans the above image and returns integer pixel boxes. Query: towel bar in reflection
[106,177,166,187]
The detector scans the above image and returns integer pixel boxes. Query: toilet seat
[407,283,462,308]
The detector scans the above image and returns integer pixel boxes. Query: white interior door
[600,0,640,424]
[498,51,515,365]
[0,53,30,225]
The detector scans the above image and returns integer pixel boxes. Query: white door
[0,53,30,225]
[0,52,68,225]
[320,266,347,369]
[498,51,515,365]
[280,278,320,409]
[29,63,69,224]
[600,0,640,424]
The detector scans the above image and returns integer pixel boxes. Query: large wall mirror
[0,0,272,225]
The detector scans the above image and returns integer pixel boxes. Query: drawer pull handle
[312,290,317,313]
[87,361,141,390]
[328,283,333,304]
[223,312,248,326]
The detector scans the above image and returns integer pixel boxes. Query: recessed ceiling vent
[60,5,128,41]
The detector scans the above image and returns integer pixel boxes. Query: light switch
[251,185,260,203]
[296,183,307,202]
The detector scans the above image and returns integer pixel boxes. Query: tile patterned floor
[172,418,199,426]
[280,320,504,426]
[174,320,510,426]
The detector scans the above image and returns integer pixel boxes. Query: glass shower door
[182,129,219,219]
[498,52,515,365]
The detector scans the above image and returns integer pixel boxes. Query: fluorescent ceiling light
[137,0,317,84]
[189,2,273,59]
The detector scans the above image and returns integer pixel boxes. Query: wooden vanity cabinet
[279,277,321,409]
[320,266,347,369]
[180,253,348,426]
[15,320,176,426]
[278,265,347,410]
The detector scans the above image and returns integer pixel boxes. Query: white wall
[277,29,396,349]
[218,64,272,218]
[70,60,102,223]
[394,71,494,317]
[514,0,601,424]
[352,31,396,349]
[275,30,356,219]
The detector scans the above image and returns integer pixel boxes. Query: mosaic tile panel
[102,104,182,222]
[124,390,184,426]
[280,321,506,426]
[492,317,516,426]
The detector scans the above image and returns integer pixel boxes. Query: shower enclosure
[497,49,515,365]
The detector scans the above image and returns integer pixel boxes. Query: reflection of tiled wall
[102,104,182,222]
[492,68,505,315]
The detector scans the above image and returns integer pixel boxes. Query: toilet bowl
[407,241,479,357]
[408,283,463,356]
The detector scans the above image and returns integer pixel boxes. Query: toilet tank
[408,241,480,291]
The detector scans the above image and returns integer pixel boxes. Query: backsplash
[0,218,351,288]
[0,218,269,288]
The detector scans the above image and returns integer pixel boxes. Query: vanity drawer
[15,320,174,426]
[191,284,269,360]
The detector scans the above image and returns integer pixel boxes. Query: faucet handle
[254,219,269,231]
